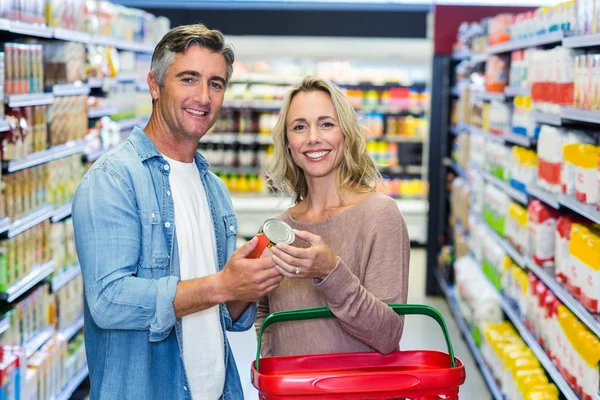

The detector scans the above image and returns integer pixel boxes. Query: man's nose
[194,82,211,105]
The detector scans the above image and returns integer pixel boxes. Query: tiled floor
[227,248,492,399]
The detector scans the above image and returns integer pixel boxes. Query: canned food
[247,218,295,259]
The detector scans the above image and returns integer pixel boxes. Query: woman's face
[285,90,345,181]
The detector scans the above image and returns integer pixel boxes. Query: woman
[255,76,410,357]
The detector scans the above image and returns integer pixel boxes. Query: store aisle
[228,248,492,399]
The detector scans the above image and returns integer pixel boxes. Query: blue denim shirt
[72,127,256,400]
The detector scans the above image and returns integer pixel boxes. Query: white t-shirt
[163,155,225,400]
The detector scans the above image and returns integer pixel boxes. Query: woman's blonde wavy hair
[266,76,381,204]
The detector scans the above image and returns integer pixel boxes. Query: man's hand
[173,237,282,319]
[218,236,283,303]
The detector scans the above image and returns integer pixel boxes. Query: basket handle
[255,304,456,371]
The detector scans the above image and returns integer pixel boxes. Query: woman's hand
[270,229,339,280]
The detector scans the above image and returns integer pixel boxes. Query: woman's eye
[293,124,306,131]
[322,122,334,128]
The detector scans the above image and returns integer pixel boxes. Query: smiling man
[72,24,282,400]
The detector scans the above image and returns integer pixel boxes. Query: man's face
[150,46,227,140]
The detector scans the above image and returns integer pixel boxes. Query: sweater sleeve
[312,203,410,354]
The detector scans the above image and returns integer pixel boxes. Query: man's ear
[148,72,160,102]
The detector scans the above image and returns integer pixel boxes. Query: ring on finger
[295,266,300,275]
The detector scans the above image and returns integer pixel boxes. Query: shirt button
[183,386,188,391]
[164,164,170,171]
[229,225,235,231]
[165,222,171,228]
[152,213,156,218]
[167,191,171,196]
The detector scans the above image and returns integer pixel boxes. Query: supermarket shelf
[88,106,119,119]
[0,119,9,132]
[60,315,84,341]
[471,53,488,64]
[531,111,562,126]
[4,139,86,173]
[222,99,283,110]
[8,205,54,239]
[563,32,600,48]
[116,118,139,131]
[381,136,425,143]
[115,72,140,82]
[558,193,600,225]
[526,258,600,337]
[487,31,564,54]
[51,203,72,223]
[479,217,526,267]
[504,86,531,97]
[451,49,472,61]
[92,35,154,53]
[434,269,504,400]
[87,77,105,89]
[562,106,600,125]
[482,171,528,205]
[499,297,579,400]
[0,316,9,336]
[0,217,11,236]
[55,367,89,400]
[24,326,54,358]
[0,20,155,53]
[8,20,53,38]
[53,28,92,43]
[0,261,54,303]
[51,264,81,293]
[527,184,559,209]
[473,90,505,102]
[443,158,468,180]
[502,132,533,147]
[52,83,90,97]
[6,93,54,108]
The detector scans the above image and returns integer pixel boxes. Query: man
[72,24,282,400]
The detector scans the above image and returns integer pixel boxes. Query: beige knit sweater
[255,192,410,357]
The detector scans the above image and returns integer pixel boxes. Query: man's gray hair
[150,24,234,88]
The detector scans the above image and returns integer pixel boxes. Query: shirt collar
[128,127,210,173]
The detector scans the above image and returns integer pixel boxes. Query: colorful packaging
[536,125,564,193]
[528,200,560,269]
[574,144,600,205]
[506,202,529,254]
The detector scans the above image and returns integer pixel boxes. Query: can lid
[262,218,295,245]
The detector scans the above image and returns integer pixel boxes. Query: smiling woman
[255,76,411,358]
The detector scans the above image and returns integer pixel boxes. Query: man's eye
[182,78,195,84]
[210,82,223,89]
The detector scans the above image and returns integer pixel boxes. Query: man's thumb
[234,236,259,259]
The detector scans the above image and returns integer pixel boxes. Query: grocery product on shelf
[49,95,88,146]
[42,42,86,87]
[528,200,559,270]
[4,105,49,159]
[453,256,503,342]
[4,43,44,95]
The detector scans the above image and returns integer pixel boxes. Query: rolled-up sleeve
[73,167,179,341]
[227,302,257,332]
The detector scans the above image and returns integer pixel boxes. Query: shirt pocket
[140,210,170,270]
[223,213,238,260]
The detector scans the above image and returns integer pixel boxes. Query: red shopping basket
[251,304,466,399]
